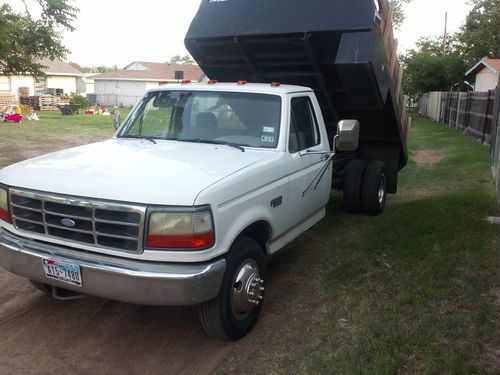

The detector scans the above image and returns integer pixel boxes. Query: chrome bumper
[0,228,226,306]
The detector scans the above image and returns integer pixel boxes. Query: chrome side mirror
[335,120,360,152]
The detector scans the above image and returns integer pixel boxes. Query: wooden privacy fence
[490,87,500,203]
[420,87,500,204]
[442,90,496,145]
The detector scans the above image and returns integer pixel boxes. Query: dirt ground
[411,150,445,166]
[0,135,320,374]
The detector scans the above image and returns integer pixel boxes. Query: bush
[69,93,91,108]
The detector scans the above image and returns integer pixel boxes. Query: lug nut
[259,286,265,291]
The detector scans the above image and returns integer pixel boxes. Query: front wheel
[199,236,266,340]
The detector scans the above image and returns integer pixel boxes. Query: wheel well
[239,221,272,254]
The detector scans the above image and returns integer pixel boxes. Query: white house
[92,62,205,107]
[0,59,83,100]
[466,57,500,92]
[77,73,95,95]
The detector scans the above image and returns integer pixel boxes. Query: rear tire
[342,159,365,214]
[361,160,387,216]
[199,236,266,340]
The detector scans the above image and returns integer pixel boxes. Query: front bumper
[0,228,226,306]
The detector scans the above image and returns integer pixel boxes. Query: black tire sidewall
[217,237,266,340]
[343,159,365,213]
[361,160,386,215]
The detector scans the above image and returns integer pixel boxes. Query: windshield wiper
[119,135,157,144]
[179,138,247,152]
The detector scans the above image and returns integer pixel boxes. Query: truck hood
[0,139,275,206]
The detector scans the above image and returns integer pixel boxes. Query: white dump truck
[0,0,407,340]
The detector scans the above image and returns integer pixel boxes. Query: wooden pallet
[37,106,59,111]
[30,95,70,107]
[20,96,30,105]
[0,95,16,107]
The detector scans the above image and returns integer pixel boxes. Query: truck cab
[0,83,334,340]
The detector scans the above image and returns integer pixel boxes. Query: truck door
[286,95,332,229]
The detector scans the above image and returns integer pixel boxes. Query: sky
[6,0,474,68]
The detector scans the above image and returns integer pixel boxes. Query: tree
[389,0,412,28]
[459,0,500,66]
[169,55,195,65]
[0,0,78,76]
[401,37,467,97]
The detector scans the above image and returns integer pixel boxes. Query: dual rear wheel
[343,159,387,216]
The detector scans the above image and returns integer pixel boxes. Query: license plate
[42,259,82,287]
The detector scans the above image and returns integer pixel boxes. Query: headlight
[146,210,215,249]
[0,187,10,223]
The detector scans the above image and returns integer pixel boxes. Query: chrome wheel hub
[231,259,264,320]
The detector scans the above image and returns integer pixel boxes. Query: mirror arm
[302,152,336,197]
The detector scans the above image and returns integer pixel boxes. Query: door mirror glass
[335,120,360,152]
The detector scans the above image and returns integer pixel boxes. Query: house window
[0,77,10,91]
[175,70,184,80]
[35,76,47,94]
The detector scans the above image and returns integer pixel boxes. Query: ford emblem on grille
[61,218,77,228]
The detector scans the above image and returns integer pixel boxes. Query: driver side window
[288,97,320,153]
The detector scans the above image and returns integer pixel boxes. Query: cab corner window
[288,97,320,154]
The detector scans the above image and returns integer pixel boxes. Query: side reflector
[147,233,215,249]
[0,208,10,223]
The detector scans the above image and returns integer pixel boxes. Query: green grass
[301,119,498,374]
[220,116,499,374]
[0,109,130,168]
[0,112,498,373]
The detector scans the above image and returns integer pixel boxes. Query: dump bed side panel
[186,0,408,173]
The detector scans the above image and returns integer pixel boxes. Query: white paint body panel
[0,84,333,263]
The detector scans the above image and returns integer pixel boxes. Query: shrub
[69,93,91,108]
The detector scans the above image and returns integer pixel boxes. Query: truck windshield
[118,90,282,149]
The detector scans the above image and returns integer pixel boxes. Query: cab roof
[149,82,313,95]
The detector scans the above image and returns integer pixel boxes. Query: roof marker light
[238,80,248,85]
[181,80,192,84]
[208,80,219,85]
[271,82,281,87]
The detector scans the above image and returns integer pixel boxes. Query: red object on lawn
[3,113,23,123]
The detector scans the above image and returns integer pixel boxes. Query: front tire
[199,236,266,340]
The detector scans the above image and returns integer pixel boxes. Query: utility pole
[443,11,448,55]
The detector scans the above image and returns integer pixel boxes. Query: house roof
[92,62,205,82]
[38,58,83,76]
[466,57,500,77]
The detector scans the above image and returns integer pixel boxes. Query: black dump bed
[185,0,408,172]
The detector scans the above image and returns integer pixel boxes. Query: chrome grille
[9,189,146,253]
